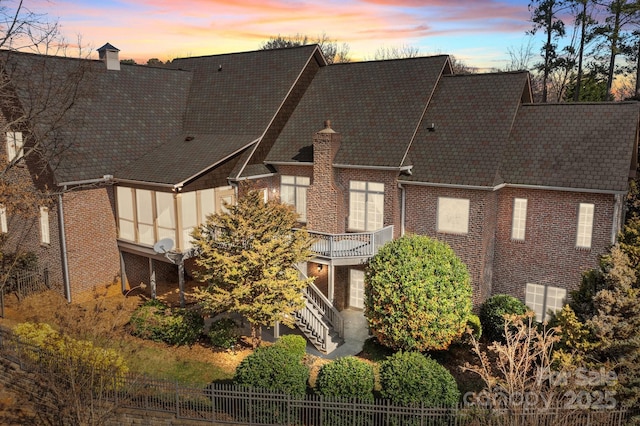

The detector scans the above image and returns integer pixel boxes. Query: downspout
[611,193,625,245]
[58,188,71,303]
[398,183,406,236]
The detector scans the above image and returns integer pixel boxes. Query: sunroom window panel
[180,191,198,249]
[199,189,216,222]
[116,187,135,241]
[156,191,175,243]
[136,189,154,245]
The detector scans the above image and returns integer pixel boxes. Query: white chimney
[97,43,120,71]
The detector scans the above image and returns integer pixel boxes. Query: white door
[349,269,365,309]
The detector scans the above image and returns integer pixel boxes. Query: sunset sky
[32,0,539,70]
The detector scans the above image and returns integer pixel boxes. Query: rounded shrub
[365,235,472,351]
[207,318,238,350]
[315,356,375,401]
[479,294,529,343]
[379,351,460,406]
[273,334,307,360]
[234,345,309,396]
[129,299,204,346]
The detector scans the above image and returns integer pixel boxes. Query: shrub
[14,322,128,388]
[234,345,309,396]
[208,318,238,350]
[315,356,374,401]
[129,299,204,346]
[466,314,482,340]
[273,334,307,360]
[479,294,529,343]
[365,235,472,351]
[379,351,460,406]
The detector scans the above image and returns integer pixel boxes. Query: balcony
[305,225,394,260]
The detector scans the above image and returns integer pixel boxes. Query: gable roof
[265,55,451,167]
[402,72,530,186]
[3,45,322,187]
[501,102,639,192]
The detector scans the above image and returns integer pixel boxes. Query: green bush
[234,345,309,396]
[315,356,374,401]
[466,314,482,340]
[479,294,529,343]
[208,318,238,350]
[365,235,472,351]
[379,351,460,406]
[273,334,307,360]
[129,299,204,346]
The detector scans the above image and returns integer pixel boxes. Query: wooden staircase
[293,266,344,354]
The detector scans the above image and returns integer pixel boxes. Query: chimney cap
[318,119,336,134]
[97,42,120,53]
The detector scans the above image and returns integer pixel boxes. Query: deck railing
[306,225,394,258]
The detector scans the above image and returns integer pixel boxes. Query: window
[525,283,566,322]
[576,203,594,249]
[281,176,310,222]
[39,206,50,244]
[116,187,135,241]
[349,269,365,309]
[6,132,23,161]
[511,198,527,241]
[136,189,154,245]
[0,205,6,233]
[349,181,384,231]
[437,197,470,234]
[180,191,198,250]
[155,191,176,242]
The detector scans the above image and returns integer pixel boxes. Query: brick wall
[492,188,615,300]
[403,185,497,307]
[63,186,120,297]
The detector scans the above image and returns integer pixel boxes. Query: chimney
[306,120,345,234]
[97,43,120,71]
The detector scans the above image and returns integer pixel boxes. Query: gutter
[333,164,413,172]
[58,174,114,187]
[398,180,627,195]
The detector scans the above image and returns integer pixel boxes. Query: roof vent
[426,123,436,132]
[185,136,194,142]
[97,43,120,71]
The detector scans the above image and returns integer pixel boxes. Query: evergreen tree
[190,190,314,348]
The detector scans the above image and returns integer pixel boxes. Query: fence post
[175,381,180,419]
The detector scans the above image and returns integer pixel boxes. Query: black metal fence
[0,266,49,317]
[0,327,630,426]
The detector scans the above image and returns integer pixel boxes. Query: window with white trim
[525,283,566,322]
[155,191,176,242]
[280,176,310,222]
[116,187,135,241]
[6,132,23,161]
[349,181,384,231]
[511,198,527,241]
[349,269,365,309]
[136,189,155,245]
[576,203,594,249]
[0,205,7,233]
[437,197,470,234]
[39,206,50,244]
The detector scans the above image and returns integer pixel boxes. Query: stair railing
[295,301,329,352]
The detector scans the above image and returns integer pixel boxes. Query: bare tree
[260,32,351,64]
[369,44,421,60]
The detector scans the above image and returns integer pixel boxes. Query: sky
[31,0,539,70]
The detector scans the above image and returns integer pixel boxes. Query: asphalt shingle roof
[501,102,639,192]
[266,55,450,167]
[4,45,320,186]
[402,72,529,186]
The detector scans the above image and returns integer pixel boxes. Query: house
[1,44,637,353]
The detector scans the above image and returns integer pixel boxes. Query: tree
[529,0,569,102]
[364,234,472,352]
[190,190,314,348]
[370,44,421,60]
[260,33,351,64]
[0,2,91,296]
[569,0,600,101]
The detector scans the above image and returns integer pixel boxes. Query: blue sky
[34,0,538,69]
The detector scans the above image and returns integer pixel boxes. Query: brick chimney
[97,43,120,71]
[306,120,345,234]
